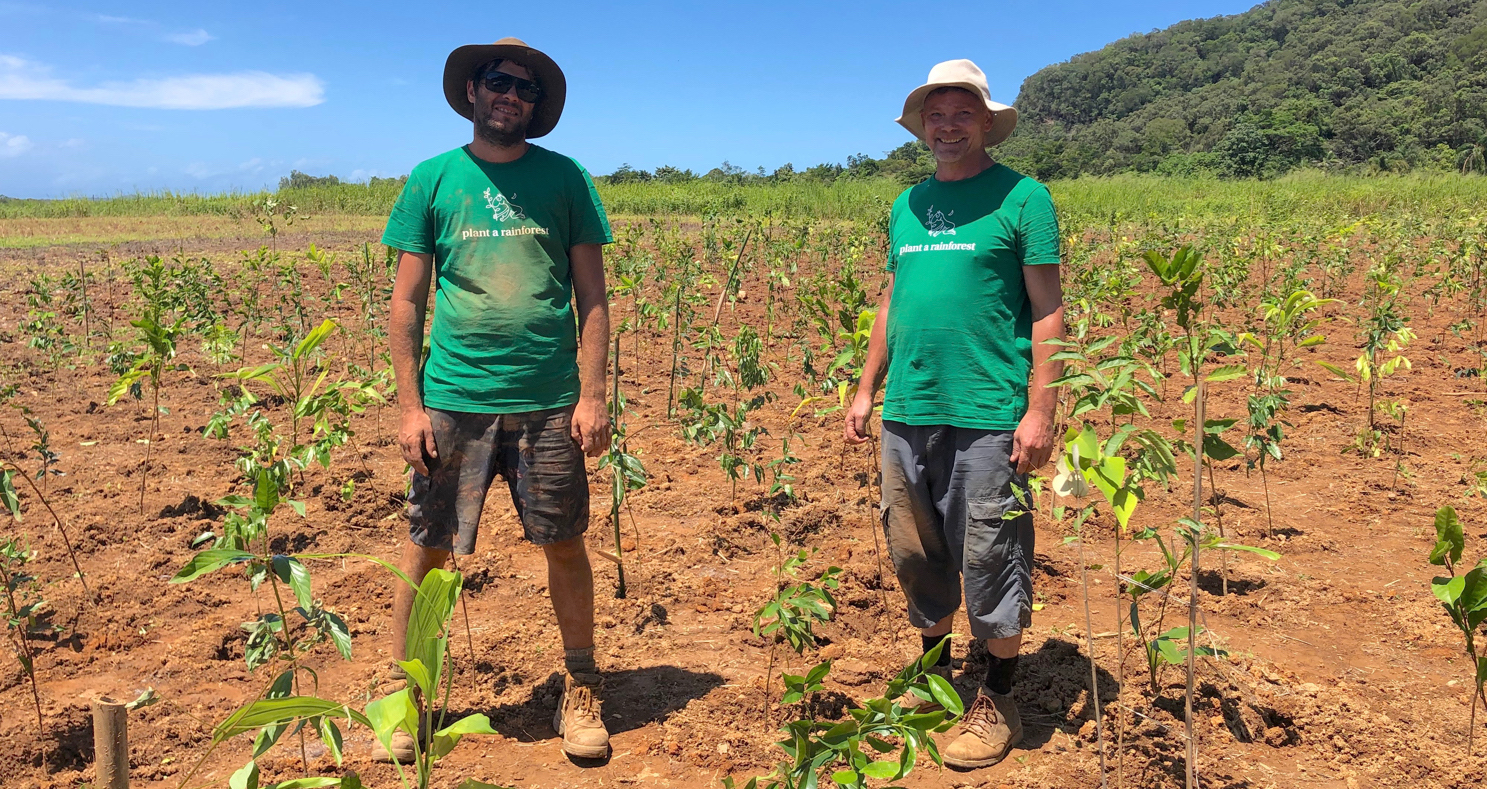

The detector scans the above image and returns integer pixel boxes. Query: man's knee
[542,534,588,564]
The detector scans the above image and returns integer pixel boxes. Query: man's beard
[475,100,530,147]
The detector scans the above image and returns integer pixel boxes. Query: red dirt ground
[0,223,1485,789]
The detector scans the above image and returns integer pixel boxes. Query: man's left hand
[1010,409,1057,475]
[571,397,613,458]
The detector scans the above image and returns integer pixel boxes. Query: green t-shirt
[882,163,1060,431]
[382,144,613,413]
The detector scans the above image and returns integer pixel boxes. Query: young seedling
[1429,505,1487,753]
[1,538,60,730]
[754,534,841,724]
[724,640,963,789]
[107,312,186,513]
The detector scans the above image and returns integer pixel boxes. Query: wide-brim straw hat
[443,37,566,139]
[895,59,1017,147]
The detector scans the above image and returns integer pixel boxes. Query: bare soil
[0,222,1485,789]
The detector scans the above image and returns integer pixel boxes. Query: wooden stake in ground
[610,333,628,599]
[92,696,129,789]
[1186,381,1205,789]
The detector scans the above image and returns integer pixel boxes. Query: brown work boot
[900,662,954,714]
[942,689,1022,769]
[554,672,610,759]
[371,729,417,764]
[371,664,421,764]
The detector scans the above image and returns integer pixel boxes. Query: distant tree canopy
[277,171,407,191]
[598,143,938,187]
[996,0,1487,179]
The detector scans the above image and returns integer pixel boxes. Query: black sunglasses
[480,70,543,103]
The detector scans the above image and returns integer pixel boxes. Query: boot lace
[960,693,1002,741]
[568,682,601,724]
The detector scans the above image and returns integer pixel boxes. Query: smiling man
[844,59,1066,769]
[378,37,614,763]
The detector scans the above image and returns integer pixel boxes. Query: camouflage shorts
[407,407,590,554]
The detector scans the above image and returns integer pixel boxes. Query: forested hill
[996,0,1487,179]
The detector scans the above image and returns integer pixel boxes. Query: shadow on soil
[962,636,1119,752]
[475,664,726,746]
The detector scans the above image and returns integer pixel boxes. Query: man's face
[921,88,992,163]
[467,60,535,146]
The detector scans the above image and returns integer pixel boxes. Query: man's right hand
[398,409,438,476]
[843,391,875,445]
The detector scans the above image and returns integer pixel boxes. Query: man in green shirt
[844,59,1066,769]
[380,37,614,762]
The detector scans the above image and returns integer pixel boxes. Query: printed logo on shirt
[925,204,956,237]
[460,188,550,240]
[484,187,526,222]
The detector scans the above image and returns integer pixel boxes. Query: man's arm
[844,274,894,445]
[569,243,612,457]
[1010,264,1066,474]
[390,250,437,475]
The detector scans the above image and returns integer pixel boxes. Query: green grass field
[4,171,1487,229]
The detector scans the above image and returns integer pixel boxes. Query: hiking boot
[554,672,610,759]
[942,689,1022,769]
[371,664,421,764]
[371,729,417,764]
[900,663,954,714]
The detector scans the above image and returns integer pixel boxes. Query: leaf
[431,713,498,759]
[254,469,280,513]
[323,611,352,660]
[406,568,462,674]
[365,689,418,751]
[318,717,344,767]
[125,687,160,711]
[230,761,260,789]
[294,319,339,362]
[1204,364,1249,383]
[272,555,314,611]
[270,780,342,789]
[1431,506,1464,567]
[397,658,434,697]
[926,673,964,717]
[1313,360,1354,381]
[171,549,254,583]
[1211,542,1282,561]
[862,760,900,779]
[213,697,371,743]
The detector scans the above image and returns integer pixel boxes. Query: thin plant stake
[1186,380,1205,789]
[611,333,628,599]
[1078,519,1110,789]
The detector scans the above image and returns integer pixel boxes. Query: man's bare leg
[542,534,595,651]
[392,541,451,662]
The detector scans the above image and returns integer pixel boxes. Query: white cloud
[165,29,213,47]
[0,55,324,109]
[0,131,32,157]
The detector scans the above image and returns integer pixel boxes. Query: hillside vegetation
[999,0,1487,178]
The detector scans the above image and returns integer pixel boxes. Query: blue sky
[0,1,1259,199]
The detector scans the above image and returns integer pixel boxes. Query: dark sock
[564,647,598,678]
[983,654,1018,696]
[921,635,952,667]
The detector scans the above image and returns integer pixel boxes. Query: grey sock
[564,646,598,678]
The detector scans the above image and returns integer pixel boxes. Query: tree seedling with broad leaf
[754,534,841,724]
[1,537,60,731]
[724,640,963,789]
[106,312,186,513]
[1429,505,1487,753]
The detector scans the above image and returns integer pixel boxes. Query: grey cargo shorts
[880,421,1035,640]
[407,406,590,555]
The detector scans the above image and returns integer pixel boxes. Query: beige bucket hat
[443,37,567,139]
[896,59,1017,146]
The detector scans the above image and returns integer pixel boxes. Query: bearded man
[845,59,1066,769]
[378,37,614,762]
